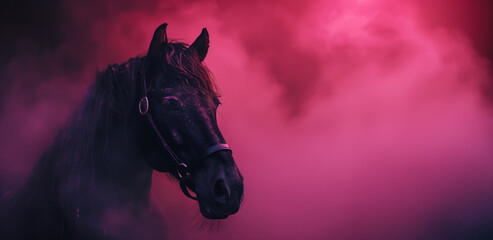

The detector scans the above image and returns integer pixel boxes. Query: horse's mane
[13,56,145,207]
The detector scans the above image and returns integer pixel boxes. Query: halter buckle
[177,163,191,180]
[139,97,149,115]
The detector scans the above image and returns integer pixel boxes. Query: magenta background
[1,0,493,239]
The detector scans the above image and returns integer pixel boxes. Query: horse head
[140,23,243,219]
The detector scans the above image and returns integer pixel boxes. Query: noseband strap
[139,71,231,200]
[203,144,231,158]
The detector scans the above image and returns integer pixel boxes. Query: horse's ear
[190,28,209,62]
[147,23,168,61]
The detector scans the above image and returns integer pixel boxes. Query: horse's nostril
[212,179,230,204]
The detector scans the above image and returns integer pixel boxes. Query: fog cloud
[1,0,492,239]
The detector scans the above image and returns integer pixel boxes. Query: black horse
[0,23,244,240]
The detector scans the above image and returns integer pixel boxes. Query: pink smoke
[1,0,492,239]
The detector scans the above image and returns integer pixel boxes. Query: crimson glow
[1,0,492,239]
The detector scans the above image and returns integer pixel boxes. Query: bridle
[138,69,231,200]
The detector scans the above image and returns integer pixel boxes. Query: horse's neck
[72,118,157,237]
[94,119,153,209]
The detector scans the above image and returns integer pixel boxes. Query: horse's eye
[162,96,182,111]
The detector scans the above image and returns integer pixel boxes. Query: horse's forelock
[162,41,219,98]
